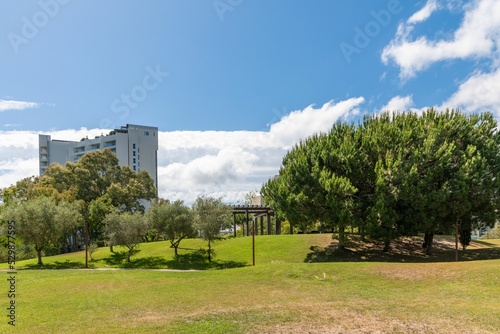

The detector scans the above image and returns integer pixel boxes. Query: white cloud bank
[0,98,364,204]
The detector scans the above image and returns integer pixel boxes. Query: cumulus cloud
[440,68,500,114]
[268,98,365,148]
[0,98,365,204]
[382,0,500,79]
[0,100,41,112]
[379,95,414,113]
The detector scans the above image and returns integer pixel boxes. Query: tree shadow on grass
[99,249,246,270]
[103,251,129,266]
[165,249,248,270]
[305,235,500,263]
[24,260,89,269]
[120,256,170,269]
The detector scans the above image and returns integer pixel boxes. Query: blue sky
[1,0,500,203]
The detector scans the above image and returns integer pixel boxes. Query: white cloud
[0,98,365,204]
[268,98,365,148]
[0,100,41,112]
[379,95,414,113]
[382,0,500,79]
[408,0,439,24]
[440,68,500,114]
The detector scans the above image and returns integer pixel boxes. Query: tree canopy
[192,196,232,261]
[262,110,500,253]
[0,149,157,258]
[2,196,82,264]
[105,211,148,262]
[147,199,194,256]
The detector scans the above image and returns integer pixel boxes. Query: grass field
[1,234,499,333]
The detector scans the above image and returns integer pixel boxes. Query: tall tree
[42,149,157,243]
[262,110,500,254]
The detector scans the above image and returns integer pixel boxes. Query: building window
[133,165,136,171]
[133,150,136,156]
[133,158,136,163]
[144,131,149,136]
[133,143,136,149]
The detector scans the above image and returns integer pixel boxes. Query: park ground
[1,234,499,333]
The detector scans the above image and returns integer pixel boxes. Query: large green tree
[3,197,82,265]
[1,149,157,258]
[41,149,156,242]
[262,110,500,254]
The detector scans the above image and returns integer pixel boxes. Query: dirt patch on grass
[244,303,493,334]
[305,235,500,263]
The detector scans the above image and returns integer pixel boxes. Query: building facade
[39,124,158,190]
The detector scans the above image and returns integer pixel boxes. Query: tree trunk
[37,249,43,265]
[72,230,79,252]
[110,244,114,253]
[338,227,346,251]
[127,250,131,262]
[174,246,178,256]
[383,238,391,252]
[423,232,434,255]
[208,242,212,262]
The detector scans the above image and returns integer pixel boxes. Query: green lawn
[1,235,499,333]
[2,234,334,270]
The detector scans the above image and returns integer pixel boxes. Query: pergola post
[260,216,264,235]
[266,214,271,235]
[233,212,237,237]
[245,210,249,237]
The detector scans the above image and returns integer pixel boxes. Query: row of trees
[104,197,231,262]
[0,149,232,264]
[262,110,500,254]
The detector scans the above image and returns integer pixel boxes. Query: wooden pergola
[232,205,280,236]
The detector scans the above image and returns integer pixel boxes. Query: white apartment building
[39,124,158,190]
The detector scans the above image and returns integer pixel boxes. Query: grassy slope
[3,234,333,269]
[1,235,499,333]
